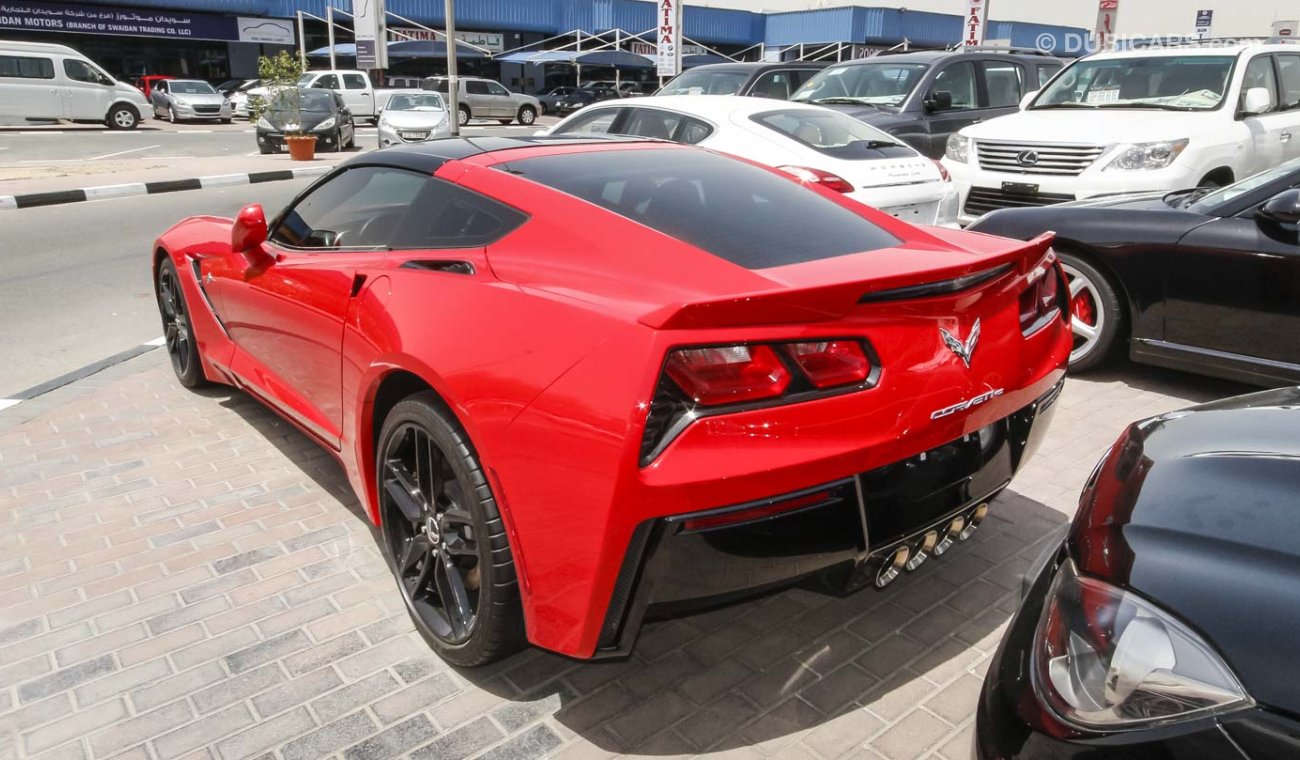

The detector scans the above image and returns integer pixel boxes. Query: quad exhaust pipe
[871,501,992,589]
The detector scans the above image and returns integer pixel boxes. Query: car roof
[683,62,827,73]
[828,48,1053,67]
[587,94,832,120]
[168,79,210,85]
[0,41,80,55]
[1082,42,1298,60]
[346,135,654,173]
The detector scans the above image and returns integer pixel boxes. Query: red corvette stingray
[153,137,1070,665]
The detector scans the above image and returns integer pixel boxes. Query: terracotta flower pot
[285,134,317,161]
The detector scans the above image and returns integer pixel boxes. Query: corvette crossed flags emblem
[939,319,980,368]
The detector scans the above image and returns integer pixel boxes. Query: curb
[0,166,332,211]
[0,337,164,412]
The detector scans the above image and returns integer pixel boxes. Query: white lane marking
[83,184,147,200]
[0,196,15,210]
[17,131,62,135]
[88,144,159,161]
[244,151,263,157]
[200,174,251,187]
[0,399,20,411]
[144,336,167,347]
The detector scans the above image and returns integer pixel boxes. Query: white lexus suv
[942,42,1300,224]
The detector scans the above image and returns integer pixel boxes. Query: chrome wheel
[381,422,481,645]
[1062,262,1105,364]
[157,266,192,379]
[113,109,136,128]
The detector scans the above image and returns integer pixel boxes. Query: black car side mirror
[924,91,953,113]
[1257,189,1300,227]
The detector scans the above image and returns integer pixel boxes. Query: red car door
[213,166,429,447]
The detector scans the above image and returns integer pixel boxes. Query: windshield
[753,109,908,159]
[659,69,749,96]
[1189,157,1300,212]
[270,89,334,113]
[386,93,445,111]
[171,81,216,95]
[1033,55,1234,111]
[792,63,929,108]
[296,73,316,86]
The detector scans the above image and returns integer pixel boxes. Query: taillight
[1020,262,1068,335]
[932,159,951,182]
[786,340,871,388]
[666,345,790,406]
[777,165,855,194]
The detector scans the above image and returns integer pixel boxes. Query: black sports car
[968,160,1300,386]
[977,387,1300,759]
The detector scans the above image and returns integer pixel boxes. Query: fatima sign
[1095,0,1118,50]
[963,0,989,47]
[353,0,387,69]
[657,0,683,78]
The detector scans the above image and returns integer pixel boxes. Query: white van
[0,41,152,129]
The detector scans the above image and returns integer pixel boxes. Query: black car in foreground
[978,387,1300,759]
[969,158,1300,386]
[255,88,356,154]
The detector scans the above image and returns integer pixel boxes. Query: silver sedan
[151,80,232,123]
[377,92,452,147]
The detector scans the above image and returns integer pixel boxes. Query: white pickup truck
[942,42,1300,224]
[244,69,401,122]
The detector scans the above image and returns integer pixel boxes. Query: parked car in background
[133,74,173,99]
[151,79,232,123]
[551,82,623,115]
[227,79,263,118]
[213,78,246,96]
[152,135,1069,665]
[422,75,540,126]
[944,42,1300,222]
[546,95,960,226]
[0,41,150,129]
[658,61,827,99]
[968,156,1300,385]
[617,81,648,96]
[255,88,355,153]
[296,69,401,122]
[377,91,451,147]
[978,388,1300,759]
[793,49,1063,158]
[537,86,575,114]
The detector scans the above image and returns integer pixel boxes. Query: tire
[106,104,138,130]
[346,129,356,149]
[169,106,179,124]
[458,105,470,127]
[221,118,232,124]
[1058,251,1124,372]
[333,129,343,152]
[516,105,537,126]
[497,119,512,125]
[155,259,208,388]
[377,393,525,666]
[258,144,273,155]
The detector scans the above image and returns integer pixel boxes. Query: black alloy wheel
[377,393,524,666]
[155,259,206,388]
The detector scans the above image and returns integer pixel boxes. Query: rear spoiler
[638,233,1056,330]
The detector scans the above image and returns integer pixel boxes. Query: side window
[931,61,978,110]
[342,73,367,90]
[154,81,168,93]
[270,167,428,250]
[981,61,1025,108]
[554,108,622,135]
[677,117,713,145]
[1240,55,1279,113]
[466,81,491,95]
[313,74,339,89]
[487,82,510,96]
[624,108,684,141]
[0,56,55,79]
[64,59,105,84]
[390,180,527,249]
[750,70,795,99]
[1279,55,1300,111]
[1038,63,1063,89]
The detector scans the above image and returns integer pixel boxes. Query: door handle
[1282,132,1293,142]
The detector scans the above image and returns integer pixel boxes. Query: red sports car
[153,137,1071,665]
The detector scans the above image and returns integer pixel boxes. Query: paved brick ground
[0,353,1248,760]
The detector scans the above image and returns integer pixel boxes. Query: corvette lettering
[930,388,1006,419]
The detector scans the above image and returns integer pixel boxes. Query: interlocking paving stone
[340,713,437,760]
[280,711,378,760]
[410,716,504,760]
[17,655,115,703]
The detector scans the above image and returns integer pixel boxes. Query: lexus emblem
[940,319,981,368]
[1016,150,1040,167]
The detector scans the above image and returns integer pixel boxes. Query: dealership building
[0,0,1085,88]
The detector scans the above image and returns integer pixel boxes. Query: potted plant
[257,51,316,161]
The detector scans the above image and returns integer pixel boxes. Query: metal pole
[444,0,460,136]
[327,5,336,70]
[575,30,582,88]
[297,11,306,68]
[614,29,621,90]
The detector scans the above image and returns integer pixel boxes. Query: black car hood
[1070,387,1300,715]
[968,200,1212,247]
[263,110,335,131]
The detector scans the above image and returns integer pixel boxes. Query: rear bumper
[595,378,1064,658]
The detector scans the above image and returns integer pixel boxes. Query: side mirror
[232,204,268,252]
[1019,89,1039,110]
[1242,87,1273,115]
[1257,188,1300,226]
[924,91,953,112]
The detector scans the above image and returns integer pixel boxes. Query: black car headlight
[1032,560,1251,731]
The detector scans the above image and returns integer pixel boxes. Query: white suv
[942,42,1300,224]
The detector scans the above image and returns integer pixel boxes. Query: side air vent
[857,264,1013,304]
[400,260,476,276]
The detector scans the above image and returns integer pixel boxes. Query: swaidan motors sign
[657,0,682,77]
[353,0,387,69]
[1095,0,1118,50]
[962,0,989,47]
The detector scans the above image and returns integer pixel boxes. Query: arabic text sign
[657,0,682,78]
[962,0,989,46]
[1194,9,1212,37]
[0,0,239,40]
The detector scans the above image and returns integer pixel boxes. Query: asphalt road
[0,181,307,399]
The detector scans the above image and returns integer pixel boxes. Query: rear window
[500,148,900,269]
[751,109,911,159]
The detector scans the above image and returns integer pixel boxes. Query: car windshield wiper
[1094,102,1203,111]
[1030,102,1099,109]
[1166,187,1214,208]
[811,97,892,107]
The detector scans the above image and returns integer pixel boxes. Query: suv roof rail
[1125,36,1277,49]
[949,45,1058,57]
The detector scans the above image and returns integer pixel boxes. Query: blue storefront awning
[307,40,487,60]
